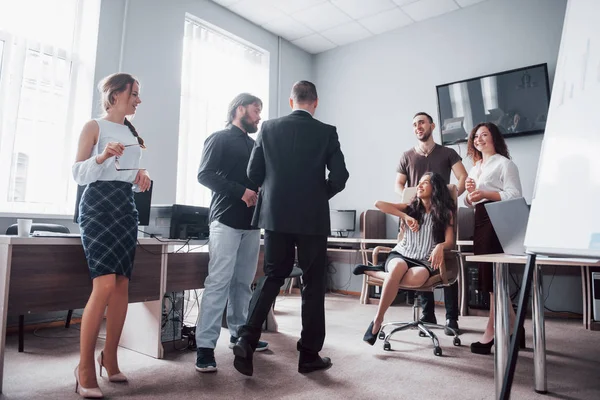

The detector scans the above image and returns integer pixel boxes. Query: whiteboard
[525,0,600,257]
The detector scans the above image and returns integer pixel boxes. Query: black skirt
[385,251,439,277]
[474,202,503,293]
[79,181,138,280]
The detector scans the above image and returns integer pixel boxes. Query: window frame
[176,15,270,208]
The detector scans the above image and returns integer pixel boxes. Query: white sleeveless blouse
[72,119,142,186]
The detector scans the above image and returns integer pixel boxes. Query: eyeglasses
[115,144,147,171]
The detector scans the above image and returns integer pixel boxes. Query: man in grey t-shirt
[395,112,467,335]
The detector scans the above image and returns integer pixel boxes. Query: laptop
[73,181,153,226]
[484,197,530,255]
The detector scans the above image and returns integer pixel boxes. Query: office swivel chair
[283,265,304,295]
[5,223,74,353]
[363,185,461,356]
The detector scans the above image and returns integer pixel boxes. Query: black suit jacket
[247,110,349,236]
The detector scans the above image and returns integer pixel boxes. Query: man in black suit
[232,81,349,376]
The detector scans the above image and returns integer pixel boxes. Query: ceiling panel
[321,21,372,46]
[209,0,492,54]
[292,33,337,53]
[330,0,397,20]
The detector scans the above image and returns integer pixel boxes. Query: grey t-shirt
[397,144,462,186]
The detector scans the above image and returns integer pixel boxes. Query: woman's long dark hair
[405,172,455,243]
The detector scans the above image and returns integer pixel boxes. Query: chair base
[379,320,461,356]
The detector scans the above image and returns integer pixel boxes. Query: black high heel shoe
[353,264,385,276]
[363,321,379,346]
[471,326,526,355]
[470,339,494,355]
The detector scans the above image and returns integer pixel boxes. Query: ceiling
[210,0,490,54]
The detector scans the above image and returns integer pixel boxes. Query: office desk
[120,241,260,360]
[0,235,398,393]
[466,253,600,398]
[120,237,371,360]
[0,235,164,394]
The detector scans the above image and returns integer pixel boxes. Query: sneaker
[444,319,460,336]
[229,336,269,352]
[419,314,437,324]
[195,347,217,372]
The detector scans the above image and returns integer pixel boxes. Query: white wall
[315,0,567,239]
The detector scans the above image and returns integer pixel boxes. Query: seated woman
[353,172,456,345]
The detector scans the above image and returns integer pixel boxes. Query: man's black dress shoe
[419,314,437,324]
[363,321,378,345]
[298,356,332,373]
[444,319,460,336]
[233,337,254,376]
[352,264,385,276]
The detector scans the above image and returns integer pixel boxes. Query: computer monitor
[169,204,210,240]
[73,181,153,226]
[330,209,356,237]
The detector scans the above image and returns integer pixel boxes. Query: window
[481,76,499,112]
[0,0,100,215]
[448,82,474,135]
[176,16,269,207]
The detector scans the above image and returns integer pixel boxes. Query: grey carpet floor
[2,294,599,399]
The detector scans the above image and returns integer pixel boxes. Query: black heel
[470,339,494,355]
[363,321,378,346]
[353,264,385,276]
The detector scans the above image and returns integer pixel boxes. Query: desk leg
[0,245,13,394]
[532,263,547,393]
[500,253,536,400]
[120,300,164,358]
[494,262,510,400]
[458,249,468,316]
[581,265,590,329]
[119,244,167,359]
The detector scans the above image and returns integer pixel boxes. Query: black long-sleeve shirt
[197,125,258,230]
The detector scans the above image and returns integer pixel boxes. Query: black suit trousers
[238,230,328,355]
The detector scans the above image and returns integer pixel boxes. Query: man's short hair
[291,81,318,104]
[413,112,433,123]
[227,93,262,124]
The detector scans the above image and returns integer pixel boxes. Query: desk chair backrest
[5,223,70,235]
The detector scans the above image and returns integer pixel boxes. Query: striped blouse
[393,212,436,261]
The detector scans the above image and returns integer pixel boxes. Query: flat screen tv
[436,63,551,145]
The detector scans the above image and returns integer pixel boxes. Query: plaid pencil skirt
[79,181,139,280]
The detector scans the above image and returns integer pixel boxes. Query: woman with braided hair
[71,73,151,398]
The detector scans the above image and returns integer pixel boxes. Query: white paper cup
[17,219,33,237]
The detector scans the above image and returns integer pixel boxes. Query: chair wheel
[453,337,461,346]
[378,331,385,340]
[419,331,426,337]
[434,347,442,356]
[383,343,391,351]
